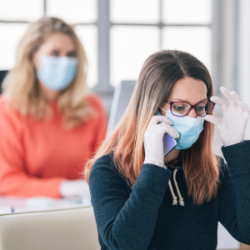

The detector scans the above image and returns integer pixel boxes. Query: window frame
[0,0,222,113]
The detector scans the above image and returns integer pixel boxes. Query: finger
[220,87,237,108]
[230,91,245,111]
[230,99,238,108]
[230,91,242,102]
[204,115,221,126]
[210,96,228,112]
[158,123,179,138]
[238,101,250,115]
[149,115,173,126]
[235,101,243,112]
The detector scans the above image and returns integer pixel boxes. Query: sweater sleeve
[219,140,250,244]
[0,101,64,198]
[89,156,172,250]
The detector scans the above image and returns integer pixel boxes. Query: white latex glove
[204,87,250,147]
[59,180,90,199]
[144,115,179,167]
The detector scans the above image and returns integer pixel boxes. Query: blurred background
[1,0,250,124]
[0,1,250,249]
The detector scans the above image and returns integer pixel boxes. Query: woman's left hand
[204,87,250,147]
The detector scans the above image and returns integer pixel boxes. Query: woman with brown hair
[0,17,107,198]
[85,50,250,249]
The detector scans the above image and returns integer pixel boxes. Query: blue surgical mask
[37,56,77,91]
[159,109,204,150]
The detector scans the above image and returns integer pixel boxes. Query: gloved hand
[144,115,179,167]
[204,87,250,147]
[59,180,90,199]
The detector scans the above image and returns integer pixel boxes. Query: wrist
[144,158,164,168]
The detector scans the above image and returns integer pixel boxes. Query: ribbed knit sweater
[89,141,250,250]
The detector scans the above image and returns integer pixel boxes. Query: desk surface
[0,196,91,214]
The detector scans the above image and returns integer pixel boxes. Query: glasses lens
[171,102,191,117]
[196,102,214,116]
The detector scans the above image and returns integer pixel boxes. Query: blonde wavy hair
[3,17,92,128]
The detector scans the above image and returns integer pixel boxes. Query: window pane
[75,25,97,87]
[110,0,160,23]
[0,0,43,21]
[47,0,97,23]
[0,24,28,70]
[162,27,211,71]
[111,26,160,86]
[163,0,211,24]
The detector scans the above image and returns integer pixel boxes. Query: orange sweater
[0,94,107,198]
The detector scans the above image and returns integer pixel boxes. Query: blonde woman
[0,17,107,198]
[85,50,250,249]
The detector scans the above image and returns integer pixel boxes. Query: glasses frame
[164,100,215,117]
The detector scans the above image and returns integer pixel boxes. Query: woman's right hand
[144,115,179,167]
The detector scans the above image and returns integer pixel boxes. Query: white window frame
[0,0,227,113]
[97,0,219,111]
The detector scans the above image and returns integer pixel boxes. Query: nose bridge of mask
[42,56,77,67]
[167,110,204,126]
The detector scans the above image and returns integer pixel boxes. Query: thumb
[204,115,221,126]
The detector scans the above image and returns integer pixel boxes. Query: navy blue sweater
[89,141,250,250]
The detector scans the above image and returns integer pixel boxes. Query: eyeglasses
[164,100,215,117]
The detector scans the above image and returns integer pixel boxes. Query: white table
[0,196,91,214]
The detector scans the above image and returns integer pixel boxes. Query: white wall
[238,0,250,140]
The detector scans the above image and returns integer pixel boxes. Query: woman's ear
[32,53,40,71]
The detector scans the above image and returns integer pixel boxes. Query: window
[0,0,97,87]
[110,0,212,86]
[0,0,213,93]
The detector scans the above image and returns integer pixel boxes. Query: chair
[0,206,100,250]
[0,70,8,94]
[107,80,136,136]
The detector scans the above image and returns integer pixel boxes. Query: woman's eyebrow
[67,50,77,56]
[170,98,208,103]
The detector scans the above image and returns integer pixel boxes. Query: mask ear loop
[32,53,40,72]
[32,54,40,88]
[160,107,168,115]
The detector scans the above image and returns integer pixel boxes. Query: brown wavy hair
[85,50,220,205]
